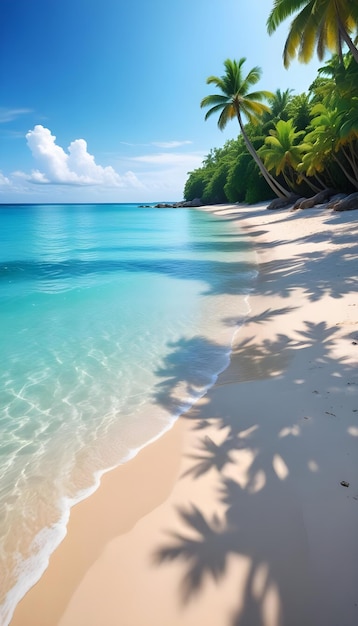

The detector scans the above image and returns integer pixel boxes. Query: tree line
[184,1,358,205]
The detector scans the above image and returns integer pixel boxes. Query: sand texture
[11,203,358,626]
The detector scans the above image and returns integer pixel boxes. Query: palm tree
[259,119,312,190]
[307,103,358,188]
[286,93,313,130]
[297,142,331,190]
[267,0,358,66]
[267,88,293,120]
[200,58,290,199]
[261,88,293,133]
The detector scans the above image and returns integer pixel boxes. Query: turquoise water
[0,203,257,624]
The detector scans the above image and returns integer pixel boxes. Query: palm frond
[267,0,308,34]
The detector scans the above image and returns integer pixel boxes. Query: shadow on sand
[149,207,358,626]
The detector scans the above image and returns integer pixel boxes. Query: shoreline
[11,202,358,626]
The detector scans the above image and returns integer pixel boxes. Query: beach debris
[340,481,350,488]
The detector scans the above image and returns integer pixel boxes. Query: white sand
[11,203,358,626]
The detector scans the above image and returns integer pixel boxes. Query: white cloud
[25,125,141,188]
[0,108,33,123]
[131,152,204,167]
[118,140,192,150]
[0,172,11,186]
[121,150,205,199]
[1,126,205,202]
[151,140,192,149]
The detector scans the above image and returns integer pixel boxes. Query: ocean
[0,202,257,624]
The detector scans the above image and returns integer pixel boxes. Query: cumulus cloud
[25,125,141,188]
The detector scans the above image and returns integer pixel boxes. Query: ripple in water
[0,203,257,624]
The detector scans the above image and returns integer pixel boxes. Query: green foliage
[200,57,290,199]
[184,47,358,202]
[184,168,208,201]
[286,94,313,131]
[200,58,273,131]
[202,163,230,204]
[224,153,252,202]
[267,1,358,67]
[244,164,276,204]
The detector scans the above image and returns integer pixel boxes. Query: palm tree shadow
[150,316,355,624]
[152,306,300,416]
[152,503,239,604]
[181,434,242,479]
[152,335,230,414]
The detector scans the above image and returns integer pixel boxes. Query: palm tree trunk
[236,112,290,199]
[337,16,358,64]
[332,152,358,189]
[299,173,323,193]
[350,141,358,170]
[340,144,358,179]
[346,142,358,177]
[283,165,299,191]
[313,172,328,189]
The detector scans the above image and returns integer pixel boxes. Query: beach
[11,202,358,626]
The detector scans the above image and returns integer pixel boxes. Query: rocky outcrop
[153,198,203,209]
[294,188,337,210]
[266,194,300,210]
[325,193,348,210]
[333,192,358,211]
[291,197,307,211]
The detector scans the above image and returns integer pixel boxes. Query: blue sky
[0,0,323,203]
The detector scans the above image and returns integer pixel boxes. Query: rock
[325,193,348,211]
[266,194,300,210]
[291,197,307,211]
[297,188,337,210]
[333,192,358,211]
[183,198,203,207]
[154,198,203,209]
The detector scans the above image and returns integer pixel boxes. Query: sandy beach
[11,202,358,626]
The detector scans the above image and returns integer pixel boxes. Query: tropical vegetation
[267,0,358,66]
[184,3,358,205]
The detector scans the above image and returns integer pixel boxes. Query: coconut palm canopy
[200,58,273,129]
[267,0,358,66]
[200,58,290,199]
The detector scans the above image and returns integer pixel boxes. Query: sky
[0,0,323,204]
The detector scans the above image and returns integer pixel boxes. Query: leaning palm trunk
[342,143,358,179]
[338,16,358,64]
[332,152,358,189]
[299,172,323,193]
[237,112,290,199]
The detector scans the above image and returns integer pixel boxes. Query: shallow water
[0,203,257,624]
